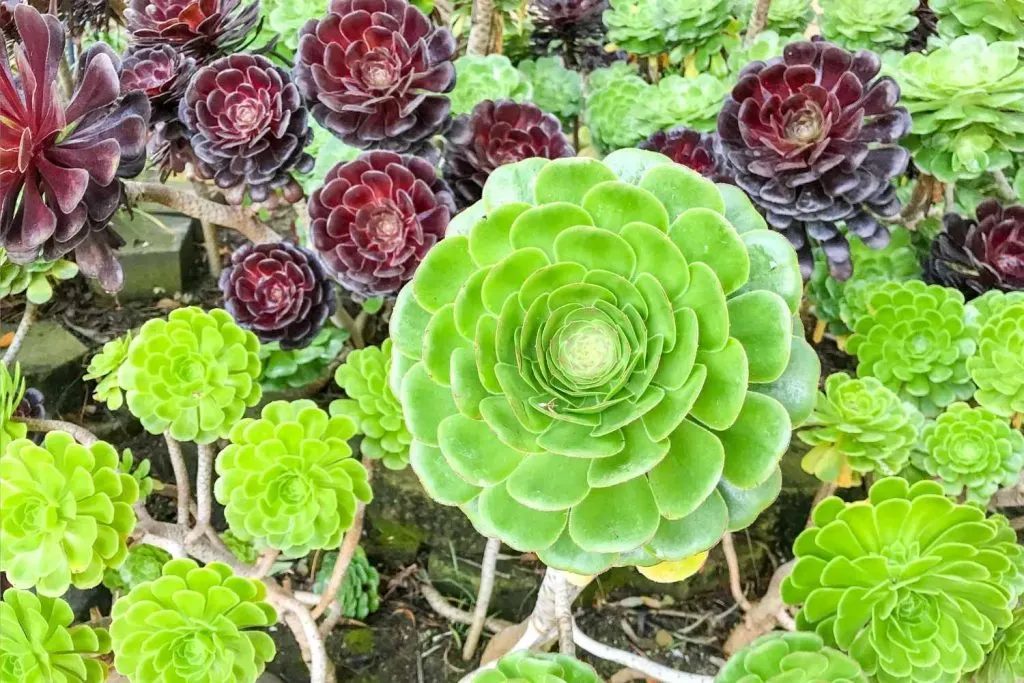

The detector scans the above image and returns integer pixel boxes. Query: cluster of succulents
[0,248,78,304]
[604,0,732,59]
[102,544,172,594]
[732,0,813,36]
[449,54,532,115]
[313,546,380,619]
[258,324,349,392]
[931,0,1024,42]
[819,0,920,51]
[517,57,583,125]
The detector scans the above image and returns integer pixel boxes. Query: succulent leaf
[469,651,602,682]
[715,631,867,682]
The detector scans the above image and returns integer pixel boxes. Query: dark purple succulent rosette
[125,0,260,59]
[444,99,575,208]
[0,7,150,293]
[308,151,454,299]
[178,53,314,202]
[640,127,732,184]
[294,0,456,154]
[529,0,611,70]
[13,387,45,444]
[717,39,911,279]
[220,241,336,350]
[927,199,1024,297]
[120,44,195,124]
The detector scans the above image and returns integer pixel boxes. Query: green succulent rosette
[0,247,78,304]
[968,301,1024,417]
[1,362,28,450]
[912,402,1024,503]
[892,36,1024,183]
[119,307,262,444]
[846,281,977,416]
[725,30,802,78]
[758,0,814,35]
[603,0,668,55]
[661,0,734,58]
[103,544,172,594]
[265,0,328,55]
[84,332,132,411]
[715,631,867,683]
[975,606,1024,683]
[450,55,532,116]
[296,122,361,197]
[470,651,601,683]
[390,151,820,576]
[783,477,1020,683]
[313,546,380,620]
[584,65,660,152]
[819,0,919,51]
[0,432,139,596]
[0,589,111,683]
[214,400,372,557]
[259,324,348,392]
[966,289,1024,327]
[932,0,1024,42]
[799,373,923,486]
[110,559,277,683]
[517,57,583,126]
[651,73,732,134]
[331,339,412,470]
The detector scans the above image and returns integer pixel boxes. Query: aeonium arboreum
[390,151,821,575]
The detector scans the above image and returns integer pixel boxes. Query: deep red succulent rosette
[120,44,195,124]
[927,199,1024,297]
[640,127,732,184]
[125,0,260,59]
[178,53,314,202]
[443,99,575,208]
[220,241,336,349]
[294,0,456,154]
[529,0,611,70]
[308,151,454,299]
[0,6,150,292]
[717,39,911,279]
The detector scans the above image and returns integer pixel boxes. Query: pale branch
[992,168,1017,202]
[185,443,216,544]
[17,416,99,446]
[201,221,223,278]
[723,559,796,655]
[463,537,503,660]
[466,0,495,56]
[721,533,751,612]
[2,302,38,366]
[574,628,715,683]
[123,181,279,245]
[993,476,1024,507]
[164,435,192,529]
[253,549,282,579]
[332,306,366,349]
[745,0,773,45]
[420,582,512,633]
[554,572,575,656]
[266,583,330,683]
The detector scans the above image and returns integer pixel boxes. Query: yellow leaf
[636,551,709,584]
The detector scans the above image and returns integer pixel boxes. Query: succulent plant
[528,0,609,71]
[295,121,361,196]
[912,402,1024,503]
[652,74,732,134]
[639,128,732,184]
[215,400,372,557]
[975,606,1024,683]
[931,0,1024,42]
[0,589,111,683]
[799,373,923,486]
[331,340,412,470]
[220,242,335,350]
[732,0,814,36]
[102,544,172,594]
[602,0,667,56]
[179,54,313,202]
[449,55,532,116]
[1,7,150,293]
[716,631,868,683]
[313,546,380,619]
[125,0,259,58]
[119,44,194,125]
[718,40,911,279]
[517,57,583,126]
[968,300,1024,416]
[444,100,575,209]
[0,432,139,596]
[966,288,1024,326]
[259,324,349,392]
[470,651,602,683]
[264,0,327,55]
[391,151,820,575]
[295,0,456,153]
[584,64,660,152]
[846,281,977,416]
[111,559,277,683]
[893,36,1024,183]
[84,333,132,411]
[907,0,939,52]
[119,307,263,444]
[0,248,78,304]
[308,151,455,300]
[926,199,1024,297]
[11,384,45,446]
[221,529,260,564]
[0,362,27,450]
[605,0,732,58]
[819,0,920,51]
[724,30,798,77]
[783,477,1020,683]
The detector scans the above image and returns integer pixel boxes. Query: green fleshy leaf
[569,477,660,553]
[717,392,791,489]
[669,208,750,296]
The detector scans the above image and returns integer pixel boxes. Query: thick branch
[253,549,281,579]
[164,435,192,529]
[992,169,1017,202]
[185,443,215,543]
[123,181,279,244]
[266,583,329,683]
[17,417,98,446]
[2,302,37,366]
[463,537,502,660]
[466,0,495,56]
[745,0,773,45]
[135,518,252,573]
[554,573,574,656]
[420,582,513,634]
[574,629,714,683]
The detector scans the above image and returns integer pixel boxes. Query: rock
[96,208,200,300]
[5,319,89,412]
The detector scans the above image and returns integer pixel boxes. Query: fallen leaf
[654,629,673,648]
[155,298,182,311]
[0,332,13,348]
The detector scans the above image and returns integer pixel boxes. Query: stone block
[2,318,89,412]
[95,208,200,300]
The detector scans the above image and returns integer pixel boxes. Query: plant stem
[420,582,513,633]
[554,572,575,656]
[2,302,37,367]
[992,168,1017,201]
[201,221,223,278]
[944,182,956,215]
[467,0,496,56]
[745,0,773,45]
[253,549,281,579]
[463,537,502,660]
[164,435,192,529]
[574,629,714,682]
[185,443,215,543]
[721,532,751,611]
[266,583,330,683]
[123,181,279,245]
[17,417,98,445]
[332,306,366,349]
[723,559,796,655]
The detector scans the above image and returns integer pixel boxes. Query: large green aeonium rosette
[390,152,820,575]
[782,477,1020,683]
[715,631,867,683]
[470,651,602,682]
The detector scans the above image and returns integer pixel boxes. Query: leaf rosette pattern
[715,631,867,682]
[390,151,820,575]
